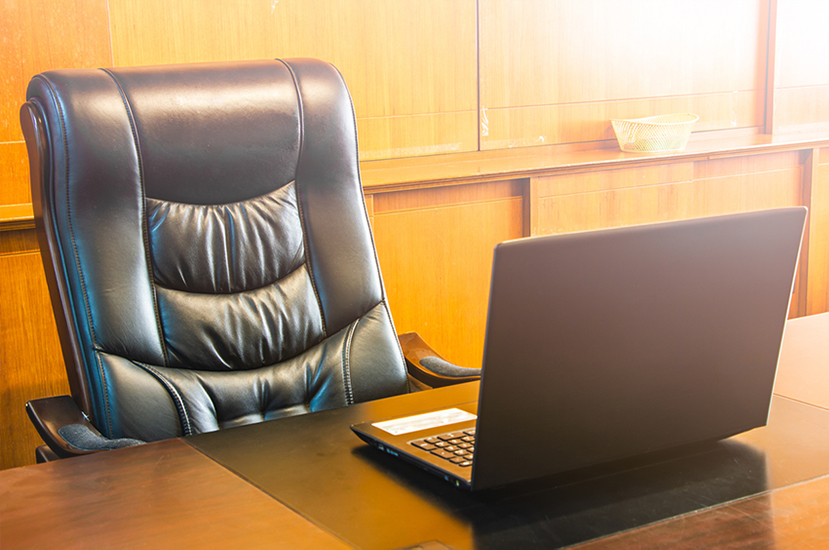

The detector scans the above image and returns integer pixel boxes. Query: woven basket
[611,113,699,153]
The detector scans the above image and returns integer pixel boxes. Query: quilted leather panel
[137,302,407,436]
[155,264,325,370]
[147,183,304,293]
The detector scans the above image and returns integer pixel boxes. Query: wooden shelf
[361,130,829,192]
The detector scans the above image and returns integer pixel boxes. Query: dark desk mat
[188,383,829,550]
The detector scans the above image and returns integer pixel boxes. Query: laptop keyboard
[410,428,475,467]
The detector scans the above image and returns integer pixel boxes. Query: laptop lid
[353,207,807,491]
[471,207,807,489]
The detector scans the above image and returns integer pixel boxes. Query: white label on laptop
[372,408,477,436]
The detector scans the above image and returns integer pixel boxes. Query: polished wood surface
[0,143,30,206]
[0,439,349,549]
[573,473,829,549]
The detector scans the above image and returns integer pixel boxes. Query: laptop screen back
[471,208,807,490]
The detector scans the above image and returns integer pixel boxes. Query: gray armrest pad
[420,356,481,378]
[57,424,145,452]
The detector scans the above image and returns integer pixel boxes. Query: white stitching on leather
[342,319,358,406]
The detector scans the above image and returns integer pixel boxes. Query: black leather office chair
[20,58,479,462]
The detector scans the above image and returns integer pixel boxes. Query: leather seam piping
[102,68,170,367]
[342,319,358,406]
[134,362,193,437]
[380,298,411,394]
[278,58,328,338]
[36,74,114,437]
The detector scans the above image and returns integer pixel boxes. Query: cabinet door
[370,180,525,370]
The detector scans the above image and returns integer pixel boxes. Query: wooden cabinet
[364,139,829,373]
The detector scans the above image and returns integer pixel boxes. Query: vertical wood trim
[797,148,817,316]
[364,193,375,232]
[524,177,538,237]
[476,0,482,152]
[764,0,779,135]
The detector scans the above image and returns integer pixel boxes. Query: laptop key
[450,456,468,464]
[424,437,441,444]
[431,449,456,459]
[457,460,473,467]
[463,428,476,436]
[415,443,436,450]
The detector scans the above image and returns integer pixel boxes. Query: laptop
[352,207,808,490]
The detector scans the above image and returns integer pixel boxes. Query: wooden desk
[1,314,827,549]
[0,439,348,549]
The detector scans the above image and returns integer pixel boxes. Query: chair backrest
[21,59,408,442]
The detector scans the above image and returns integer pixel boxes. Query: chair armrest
[26,395,101,459]
[398,332,481,388]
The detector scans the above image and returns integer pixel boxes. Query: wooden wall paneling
[482,92,764,150]
[0,0,112,207]
[0,237,70,470]
[534,162,695,234]
[107,0,479,161]
[479,0,768,149]
[371,181,525,370]
[773,87,829,134]
[807,148,829,314]
[0,143,31,206]
[772,0,829,133]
